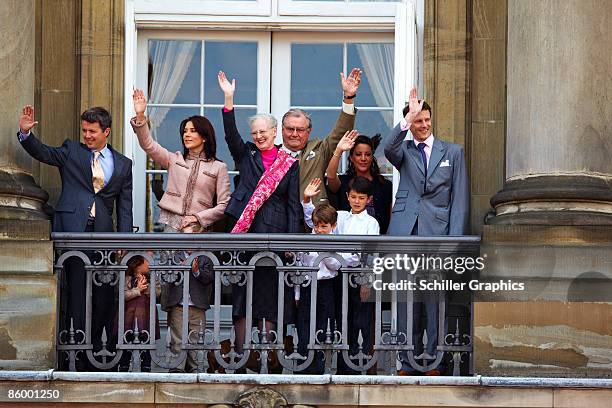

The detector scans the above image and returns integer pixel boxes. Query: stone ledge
[0,373,611,407]
[3,371,612,387]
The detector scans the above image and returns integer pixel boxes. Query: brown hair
[126,255,147,288]
[312,203,338,225]
[179,115,218,161]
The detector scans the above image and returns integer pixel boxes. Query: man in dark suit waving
[18,105,133,368]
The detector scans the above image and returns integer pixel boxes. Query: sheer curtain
[148,40,198,133]
[356,43,394,126]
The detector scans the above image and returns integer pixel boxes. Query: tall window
[134,29,406,232]
[289,41,394,174]
[140,35,267,231]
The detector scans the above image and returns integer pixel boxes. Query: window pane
[354,110,394,174]
[291,44,343,106]
[148,172,166,232]
[303,109,344,142]
[148,107,200,155]
[348,43,394,107]
[204,41,258,106]
[205,107,257,171]
[148,40,201,104]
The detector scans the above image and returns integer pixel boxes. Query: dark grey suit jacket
[19,133,133,232]
[160,255,214,311]
[383,124,469,236]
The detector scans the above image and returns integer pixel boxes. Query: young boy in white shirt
[302,178,379,236]
[301,176,379,373]
[295,201,346,373]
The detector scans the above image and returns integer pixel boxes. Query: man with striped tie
[18,105,133,370]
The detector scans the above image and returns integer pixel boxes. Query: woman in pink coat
[131,89,230,233]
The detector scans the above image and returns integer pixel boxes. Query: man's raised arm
[319,68,362,156]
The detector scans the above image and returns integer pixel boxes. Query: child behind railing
[115,255,160,372]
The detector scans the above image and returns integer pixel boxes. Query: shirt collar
[93,144,111,157]
[280,145,300,158]
[349,209,369,219]
[414,133,434,149]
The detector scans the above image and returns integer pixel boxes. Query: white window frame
[124,0,416,231]
[271,31,396,125]
[278,0,398,18]
[130,30,271,231]
[134,0,272,17]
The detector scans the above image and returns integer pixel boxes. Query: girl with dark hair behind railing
[113,255,160,372]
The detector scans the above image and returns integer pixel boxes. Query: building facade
[1,0,611,381]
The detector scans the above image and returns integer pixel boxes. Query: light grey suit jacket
[383,123,469,236]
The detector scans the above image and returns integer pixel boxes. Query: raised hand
[336,130,358,152]
[303,178,322,203]
[19,105,38,133]
[404,87,424,124]
[132,88,147,118]
[341,68,362,97]
[136,275,148,293]
[217,71,235,96]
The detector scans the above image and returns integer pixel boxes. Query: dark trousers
[397,219,442,372]
[339,282,374,374]
[64,221,116,370]
[296,279,336,373]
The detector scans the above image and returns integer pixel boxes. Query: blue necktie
[417,142,428,176]
[417,142,428,194]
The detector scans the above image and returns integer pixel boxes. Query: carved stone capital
[235,387,287,408]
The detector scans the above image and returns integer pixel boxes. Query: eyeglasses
[250,128,274,137]
[283,126,310,135]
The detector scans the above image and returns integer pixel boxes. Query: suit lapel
[427,138,447,180]
[100,145,122,192]
[252,146,264,173]
[79,144,95,192]
[407,140,426,176]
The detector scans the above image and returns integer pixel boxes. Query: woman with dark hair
[130,89,231,233]
[326,132,392,233]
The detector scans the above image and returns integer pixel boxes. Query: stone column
[0,0,55,370]
[0,0,49,223]
[476,0,612,378]
[489,0,612,224]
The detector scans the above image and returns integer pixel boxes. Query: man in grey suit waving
[384,87,469,375]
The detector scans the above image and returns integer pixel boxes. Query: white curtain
[148,40,198,134]
[356,43,394,126]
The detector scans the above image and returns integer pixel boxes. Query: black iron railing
[52,233,480,375]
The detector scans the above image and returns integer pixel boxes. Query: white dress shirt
[302,200,380,235]
[295,231,361,300]
[398,120,434,167]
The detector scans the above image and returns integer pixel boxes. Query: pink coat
[131,118,230,229]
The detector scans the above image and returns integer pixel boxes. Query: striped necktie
[90,151,105,217]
